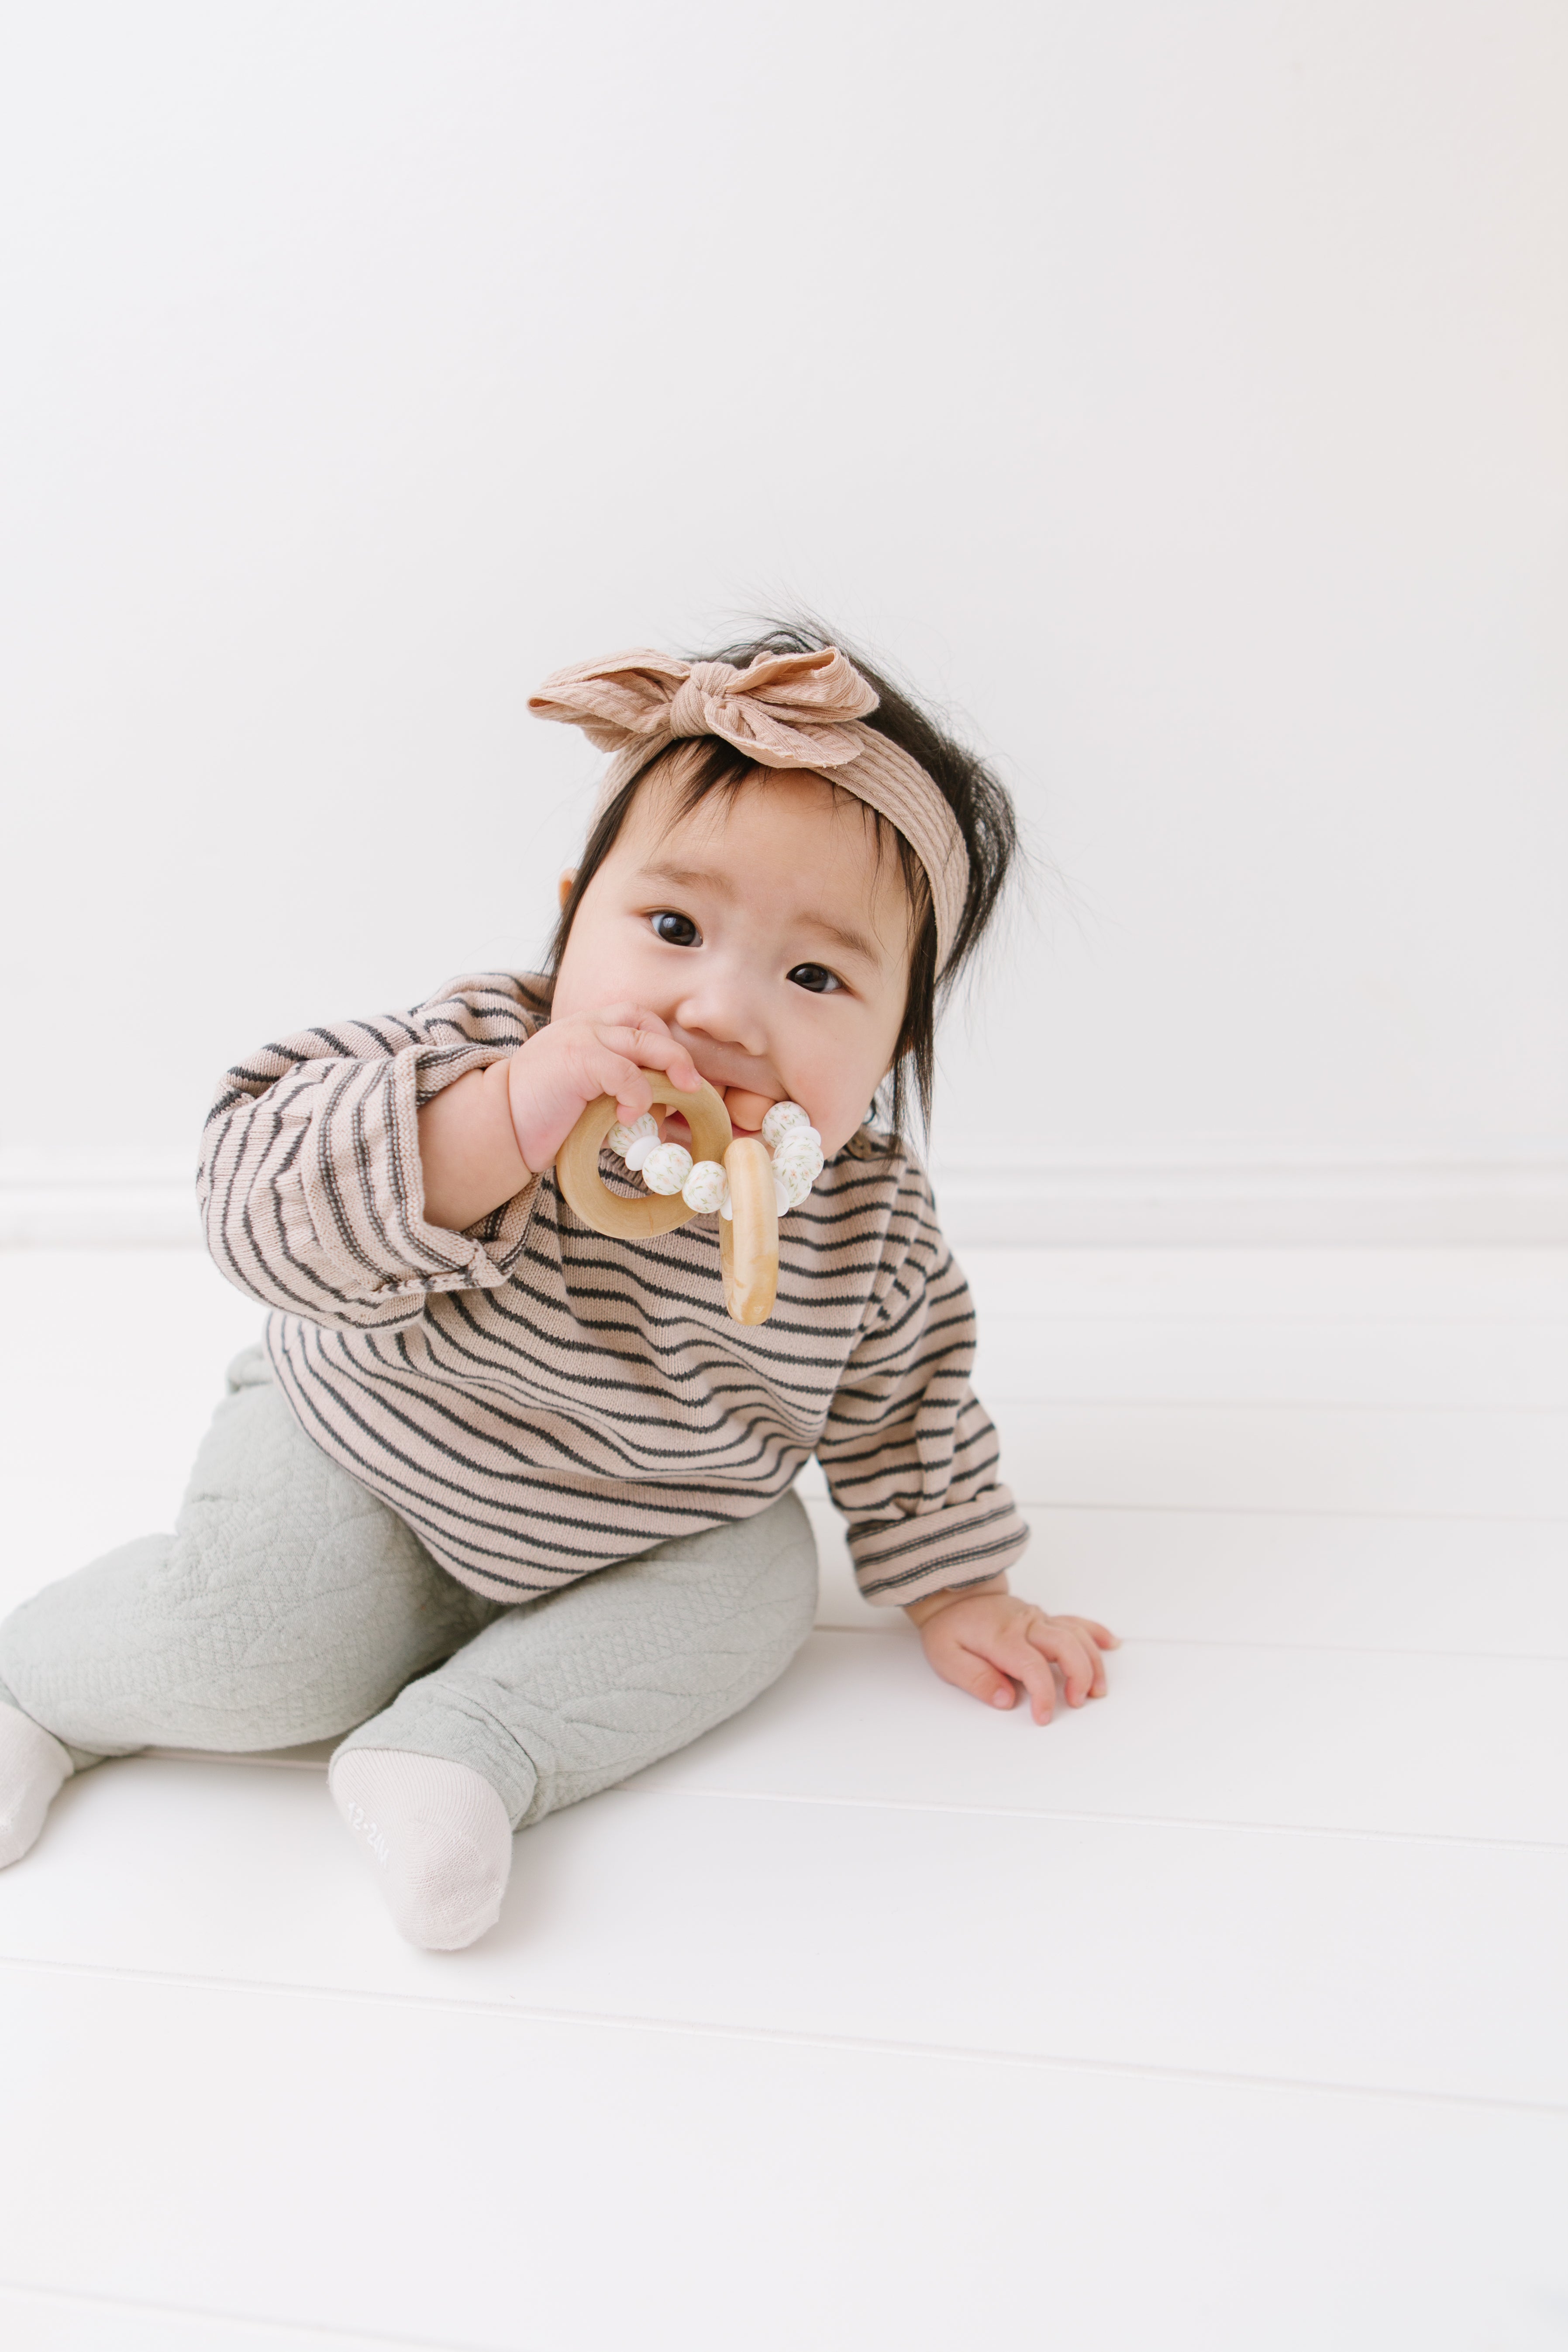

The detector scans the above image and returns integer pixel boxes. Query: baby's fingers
[933,1641,1021,1715]
[1074,1617,1120,1653]
[974,1630,1058,1725]
[596,1057,661,1127]
[624,1035,702,1102]
[591,1012,701,1101]
[567,1033,697,1123]
[1028,1619,1108,1704]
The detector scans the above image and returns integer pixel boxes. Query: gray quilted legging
[0,1348,817,1829]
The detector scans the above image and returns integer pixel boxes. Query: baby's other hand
[506,1006,701,1174]
[912,1589,1117,1725]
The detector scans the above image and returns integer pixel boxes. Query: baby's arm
[417,1005,701,1230]
[200,973,548,1329]
[906,1581,1117,1725]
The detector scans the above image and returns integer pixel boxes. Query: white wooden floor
[1,1245,1565,2352]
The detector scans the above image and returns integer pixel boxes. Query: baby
[0,630,1115,1948]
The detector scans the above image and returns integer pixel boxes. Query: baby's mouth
[658,1113,764,1150]
[720,1086,782,1134]
[662,1083,781,1150]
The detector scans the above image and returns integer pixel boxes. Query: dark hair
[538,621,1020,1147]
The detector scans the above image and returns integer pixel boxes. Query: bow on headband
[528,644,971,969]
[527,646,879,769]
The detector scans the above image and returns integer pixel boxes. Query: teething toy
[554,1074,824,1327]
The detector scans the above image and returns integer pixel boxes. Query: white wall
[2,1,1564,1237]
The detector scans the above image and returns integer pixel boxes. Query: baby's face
[551,767,915,1155]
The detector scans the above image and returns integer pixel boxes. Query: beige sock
[0,1701,75,1870]
[329,1748,513,1951]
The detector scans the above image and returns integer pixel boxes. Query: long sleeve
[814,1159,1030,1607]
[198,972,544,1332]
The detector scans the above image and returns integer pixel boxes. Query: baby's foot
[0,1701,74,1869]
[329,1748,513,1951]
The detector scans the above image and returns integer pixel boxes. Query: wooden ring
[554,1072,781,1326]
[555,1071,733,1240]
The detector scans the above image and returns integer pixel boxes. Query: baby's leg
[0,1346,494,1866]
[330,1491,818,1949]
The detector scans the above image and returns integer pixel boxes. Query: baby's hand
[911,1588,1117,1725]
[506,1006,701,1174]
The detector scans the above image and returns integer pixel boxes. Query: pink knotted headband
[528,646,970,969]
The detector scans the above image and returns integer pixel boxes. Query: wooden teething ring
[555,1070,780,1327]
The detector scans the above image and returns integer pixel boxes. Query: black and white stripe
[199,974,1029,1606]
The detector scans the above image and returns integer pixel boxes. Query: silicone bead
[641,1142,693,1195]
[607,1113,658,1158]
[624,1133,657,1171]
[772,1129,823,1178]
[776,1161,813,1210]
[761,1102,810,1150]
[681,1160,729,1213]
[771,1152,824,1195]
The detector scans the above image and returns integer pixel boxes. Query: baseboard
[927,1143,1568,1246]
[2,1144,1565,1249]
[0,1150,203,1247]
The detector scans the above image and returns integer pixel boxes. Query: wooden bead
[720,1137,779,1324]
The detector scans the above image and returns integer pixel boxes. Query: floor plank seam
[805,1626,1568,1663]
[994,1399,1568,1415]
[982,1315,1568,1327]
[110,1753,1568,1851]
[1007,1501,1568,1523]
[2,1953,1561,2120]
[0,2277,506,2352]
[604,1782,1568,1852]
[1058,1634,1568,1662]
[1017,1501,1568,1525]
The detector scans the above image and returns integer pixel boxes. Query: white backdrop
[2,0,1564,1238]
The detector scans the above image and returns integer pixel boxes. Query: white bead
[607,1113,657,1158]
[641,1142,693,1195]
[773,1174,793,1216]
[624,1133,656,1171]
[771,1151,823,1193]
[771,1131,823,1176]
[718,1190,733,1220]
[761,1102,810,1149]
[681,1160,729,1213]
[777,1161,813,1209]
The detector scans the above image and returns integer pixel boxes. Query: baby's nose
[671,971,768,1064]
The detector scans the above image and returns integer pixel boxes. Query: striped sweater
[198,972,1029,1608]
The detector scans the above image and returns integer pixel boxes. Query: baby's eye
[787,963,842,995]
[651,911,700,947]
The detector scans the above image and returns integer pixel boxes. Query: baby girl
[0,630,1115,1948]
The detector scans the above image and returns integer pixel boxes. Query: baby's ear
[557,868,577,910]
